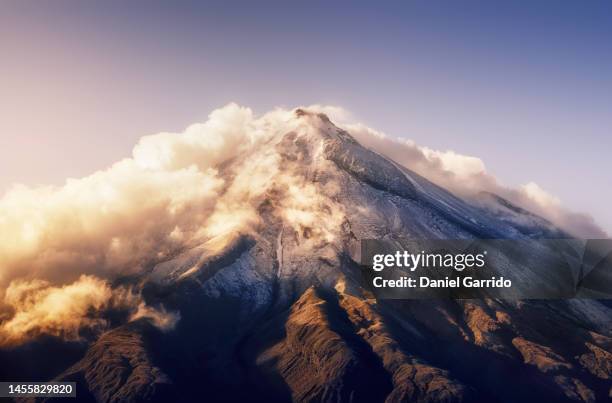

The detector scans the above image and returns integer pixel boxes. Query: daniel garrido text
[370,250,512,290]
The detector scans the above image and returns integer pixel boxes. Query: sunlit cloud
[0,275,177,347]
[312,106,606,238]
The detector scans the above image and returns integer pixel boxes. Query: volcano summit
[0,106,610,402]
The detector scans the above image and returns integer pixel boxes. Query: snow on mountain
[1,108,610,402]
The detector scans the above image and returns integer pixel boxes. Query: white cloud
[0,103,323,346]
[307,105,606,238]
[421,148,486,178]
[521,182,561,208]
[129,302,180,332]
[0,275,177,347]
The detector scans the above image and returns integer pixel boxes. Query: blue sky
[1,1,611,231]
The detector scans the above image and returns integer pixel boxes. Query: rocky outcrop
[512,336,572,373]
[55,322,172,403]
[579,342,612,380]
[256,287,391,403]
[335,289,468,403]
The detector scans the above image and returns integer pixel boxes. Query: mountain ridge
[4,109,611,402]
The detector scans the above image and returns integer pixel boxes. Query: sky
[1,1,611,233]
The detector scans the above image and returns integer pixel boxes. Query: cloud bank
[310,105,606,238]
[0,103,606,346]
[0,104,302,346]
[0,275,179,347]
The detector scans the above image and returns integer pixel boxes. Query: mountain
[4,109,611,402]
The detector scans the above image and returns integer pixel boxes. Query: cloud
[521,182,561,208]
[0,275,177,347]
[0,103,310,346]
[0,104,295,288]
[307,105,606,238]
[129,302,180,332]
[0,275,111,346]
[132,103,258,171]
[421,148,487,179]
[0,161,223,286]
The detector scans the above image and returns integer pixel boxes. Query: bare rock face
[254,285,467,403]
[8,109,612,402]
[256,287,391,403]
[54,322,173,403]
[554,376,596,403]
[579,342,612,380]
[512,337,573,373]
[335,290,468,403]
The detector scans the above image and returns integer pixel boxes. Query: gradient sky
[1,1,611,232]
